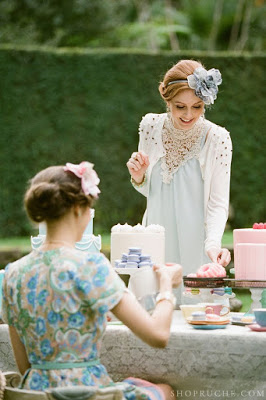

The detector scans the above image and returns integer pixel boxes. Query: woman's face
[167,89,204,130]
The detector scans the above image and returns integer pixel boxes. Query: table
[101,312,266,397]
[1,312,266,399]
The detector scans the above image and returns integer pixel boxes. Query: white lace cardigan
[132,113,233,253]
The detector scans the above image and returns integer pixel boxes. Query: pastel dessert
[191,311,206,321]
[114,247,153,269]
[234,223,266,280]
[241,315,255,324]
[206,313,221,322]
[191,288,200,295]
[111,224,165,267]
[211,287,232,296]
[197,263,226,278]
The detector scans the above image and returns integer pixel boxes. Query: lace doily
[161,115,206,183]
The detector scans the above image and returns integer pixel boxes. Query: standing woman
[127,60,232,303]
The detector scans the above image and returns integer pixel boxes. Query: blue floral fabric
[2,248,130,391]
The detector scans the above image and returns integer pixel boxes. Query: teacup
[205,304,230,317]
[253,308,266,327]
[129,267,159,300]
[180,304,206,319]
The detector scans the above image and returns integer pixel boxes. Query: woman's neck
[43,214,80,249]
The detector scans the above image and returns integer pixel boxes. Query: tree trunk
[208,0,224,51]
[237,0,253,51]
[228,0,245,50]
[165,0,180,51]
[133,0,158,51]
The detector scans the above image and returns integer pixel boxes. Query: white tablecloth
[1,312,266,398]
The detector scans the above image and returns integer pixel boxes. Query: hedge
[0,45,265,237]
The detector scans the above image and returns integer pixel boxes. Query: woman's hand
[207,248,231,267]
[126,151,150,184]
[153,263,183,290]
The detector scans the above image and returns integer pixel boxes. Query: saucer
[191,325,228,330]
[248,324,266,332]
[187,317,230,326]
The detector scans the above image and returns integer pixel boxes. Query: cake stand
[226,279,266,309]
[183,276,266,309]
[182,277,235,307]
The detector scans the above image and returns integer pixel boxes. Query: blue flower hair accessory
[187,67,222,105]
[167,67,222,105]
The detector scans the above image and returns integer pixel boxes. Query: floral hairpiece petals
[64,162,100,198]
[187,67,222,105]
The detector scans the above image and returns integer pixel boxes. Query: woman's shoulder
[205,119,231,143]
[4,252,34,276]
[60,248,109,267]
[139,112,166,126]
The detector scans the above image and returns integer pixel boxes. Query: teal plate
[191,324,228,330]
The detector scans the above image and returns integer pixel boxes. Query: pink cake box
[233,229,266,280]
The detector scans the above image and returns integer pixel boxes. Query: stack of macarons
[191,311,222,322]
[211,287,232,296]
[191,311,206,321]
[115,247,153,268]
[185,287,201,295]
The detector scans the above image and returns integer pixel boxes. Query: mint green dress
[146,132,211,304]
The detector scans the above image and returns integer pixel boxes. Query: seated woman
[1,161,182,400]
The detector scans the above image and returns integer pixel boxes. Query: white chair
[0,371,124,400]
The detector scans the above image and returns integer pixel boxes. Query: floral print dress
[2,248,164,400]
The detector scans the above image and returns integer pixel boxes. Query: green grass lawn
[0,231,233,252]
[0,234,111,252]
[0,230,254,312]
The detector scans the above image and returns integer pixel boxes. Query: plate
[248,324,266,332]
[231,321,253,326]
[230,312,255,326]
[187,317,230,325]
[191,325,228,330]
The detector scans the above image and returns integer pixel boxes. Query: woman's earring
[78,209,82,217]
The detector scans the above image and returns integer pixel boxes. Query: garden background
[0,0,265,251]
[0,1,265,312]
[0,47,265,239]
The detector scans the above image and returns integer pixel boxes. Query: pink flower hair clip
[63,161,100,198]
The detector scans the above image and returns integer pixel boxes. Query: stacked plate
[186,316,230,330]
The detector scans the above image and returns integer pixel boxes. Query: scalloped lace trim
[161,115,205,184]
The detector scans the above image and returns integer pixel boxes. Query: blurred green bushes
[0,46,265,237]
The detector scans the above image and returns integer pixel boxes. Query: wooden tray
[183,276,229,288]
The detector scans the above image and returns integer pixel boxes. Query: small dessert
[126,262,138,268]
[115,248,153,268]
[252,222,266,229]
[197,263,226,278]
[241,315,255,324]
[127,254,141,263]
[191,288,200,295]
[191,311,206,321]
[211,287,232,296]
[206,313,221,322]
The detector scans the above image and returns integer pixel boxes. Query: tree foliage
[0,0,265,52]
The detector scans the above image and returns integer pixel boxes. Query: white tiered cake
[31,209,101,252]
[110,223,165,267]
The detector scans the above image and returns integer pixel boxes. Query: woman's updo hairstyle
[24,166,95,223]
[159,59,204,102]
